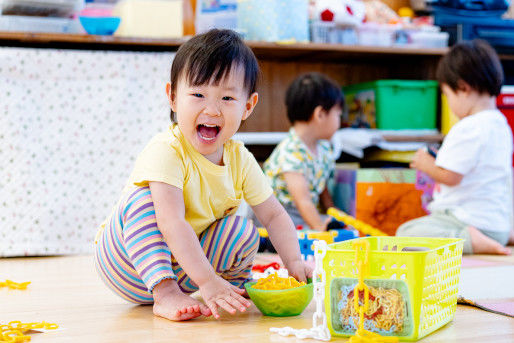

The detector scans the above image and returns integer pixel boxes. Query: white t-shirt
[428,109,513,233]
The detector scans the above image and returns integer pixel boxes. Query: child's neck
[294,122,320,155]
[466,94,497,117]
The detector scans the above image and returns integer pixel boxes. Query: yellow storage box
[113,0,183,38]
[441,93,459,135]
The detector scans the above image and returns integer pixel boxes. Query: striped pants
[94,187,259,304]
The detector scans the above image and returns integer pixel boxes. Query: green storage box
[343,80,439,130]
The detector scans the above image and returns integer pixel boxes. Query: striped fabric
[94,187,258,304]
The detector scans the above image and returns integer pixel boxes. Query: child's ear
[166,83,177,112]
[313,105,325,122]
[457,80,472,94]
[242,92,259,121]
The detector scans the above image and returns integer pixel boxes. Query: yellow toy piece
[252,273,306,290]
[327,208,388,237]
[0,280,31,290]
[257,227,268,238]
[348,241,399,343]
[0,321,58,343]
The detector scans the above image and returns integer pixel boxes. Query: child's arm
[282,171,330,231]
[149,181,250,319]
[410,148,463,186]
[319,187,335,212]
[252,194,313,282]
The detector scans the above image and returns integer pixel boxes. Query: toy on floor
[245,274,313,317]
[298,226,361,260]
[0,321,58,342]
[0,280,30,290]
[258,219,359,259]
[327,208,388,236]
[271,236,464,342]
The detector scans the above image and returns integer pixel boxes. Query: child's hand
[286,259,313,283]
[410,148,435,173]
[198,276,251,319]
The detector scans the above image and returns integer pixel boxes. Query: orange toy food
[252,273,306,290]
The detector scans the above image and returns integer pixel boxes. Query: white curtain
[0,47,174,256]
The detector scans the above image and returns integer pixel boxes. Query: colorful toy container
[237,0,309,42]
[343,80,439,130]
[323,236,463,341]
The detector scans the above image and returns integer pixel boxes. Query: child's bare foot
[468,226,511,255]
[153,279,211,321]
[508,230,514,246]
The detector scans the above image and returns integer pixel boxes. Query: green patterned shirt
[263,128,335,208]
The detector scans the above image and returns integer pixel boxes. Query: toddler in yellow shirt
[94,29,312,321]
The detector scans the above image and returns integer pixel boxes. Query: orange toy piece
[252,273,306,290]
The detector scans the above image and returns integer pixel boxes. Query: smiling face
[167,65,258,164]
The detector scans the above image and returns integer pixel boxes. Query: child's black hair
[285,72,344,124]
[436,39,503,96]
[169,29,259,121]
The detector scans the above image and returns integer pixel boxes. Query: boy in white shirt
[397,40,513,255]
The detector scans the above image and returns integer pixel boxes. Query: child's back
[397,39,513,255]
[429,108,513,233]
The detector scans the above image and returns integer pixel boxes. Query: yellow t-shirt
[120,124,272,235]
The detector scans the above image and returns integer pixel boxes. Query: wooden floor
[1,252,514,343]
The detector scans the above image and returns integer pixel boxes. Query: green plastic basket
[323,237,463,341]
[245,280,313,317]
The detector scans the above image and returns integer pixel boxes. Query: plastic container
[409,30,449,48]
[357,22,398,47]
[245,281,313,316]
[433,7,514,48]
[1,0,84,17]
[113,0,183,38]
[0,14,80,32]
[441,93,459,135]
[343,80,439,130]
[237,0,309,42]
[78,15,120,35]
[310,20,358,45]
[322,236,463,341]
[496,85,514,167]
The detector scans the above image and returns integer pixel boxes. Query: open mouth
[197,124,221,141]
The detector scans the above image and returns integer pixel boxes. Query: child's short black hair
[169,29,259,121]
[285,72,344,124]
[436,39,503,96]
[170,29,258,96]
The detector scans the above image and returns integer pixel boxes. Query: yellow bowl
[244,280,313,317]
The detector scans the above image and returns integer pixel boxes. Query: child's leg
[397,211,511,255]
[396,212,473,253]
[171,215,259,293]
[94,187,162,304]
[94,187,208,320]
[467,226,511,255]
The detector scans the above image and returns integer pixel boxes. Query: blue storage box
[434,7,514,48]
[237,0,309,42]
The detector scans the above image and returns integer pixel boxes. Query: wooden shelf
[0,31,448,60]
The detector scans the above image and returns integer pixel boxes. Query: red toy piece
[252,262,281,273]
